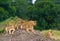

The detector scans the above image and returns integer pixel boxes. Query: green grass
[41,30,60,40]
[0,27,5,34]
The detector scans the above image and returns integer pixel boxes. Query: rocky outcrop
[0,30,57,41]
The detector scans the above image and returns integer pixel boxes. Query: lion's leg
[30,26,36,34]
[11,28,15,34]
[16,26,18,29]
[20,25,23,29]
[5,27,8,33]
[26,28,30,33]
[9,29,15,34]
[9,29,12,34]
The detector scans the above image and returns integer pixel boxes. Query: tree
[25,1,60,30]
[0,0,16,21]
[35,1,60,30]
[0,7,9,21]
[15,0,28,19]
[0,0,11,4]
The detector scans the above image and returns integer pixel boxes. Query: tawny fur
[5,20,36,34]
[44,30,54,39]
[20,21,36,33]
[5,22,15,34]
[15,20,25,30]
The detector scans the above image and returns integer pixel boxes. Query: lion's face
[28,21,36,26]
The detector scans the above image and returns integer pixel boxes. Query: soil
[0,29,59,41]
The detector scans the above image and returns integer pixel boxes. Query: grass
[41,30,60,40]
[0,27,5,34]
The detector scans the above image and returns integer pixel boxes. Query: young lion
[44,29,54,39]
[5,22,15,34]
[15,20,26,30]
[20,20,36,33]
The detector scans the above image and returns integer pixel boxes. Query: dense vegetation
[0,0,16,21]
[0,0,60,30]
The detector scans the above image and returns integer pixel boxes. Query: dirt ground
[0,29,59,41]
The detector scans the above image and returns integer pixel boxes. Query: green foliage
[0,0,11,4]
[0,0,16,21]
[25,1,60,30]
[0,0,60,30]
[25,5,37,20]
[15,0,28,19]
[15,0,60,30]
[8,5,16,17]
[0,7,9,21]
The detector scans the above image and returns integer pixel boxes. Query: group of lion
[5,19,55,39]
[5,20,37,34]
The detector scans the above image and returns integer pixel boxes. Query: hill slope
[0,29,57,41]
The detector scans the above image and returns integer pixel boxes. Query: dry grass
[41,30,60,40]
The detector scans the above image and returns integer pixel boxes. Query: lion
[20,20,37,33]
[14,20,26,30]
[44,29,54,39]
[5,20,25,34]
[5,22,15,34]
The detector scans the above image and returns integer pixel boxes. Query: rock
[0,30,57,41]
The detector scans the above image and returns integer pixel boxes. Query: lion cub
[44,29,54,39]
[20,20,37,33]
[15,20,25,30]
[5,22,15,34]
